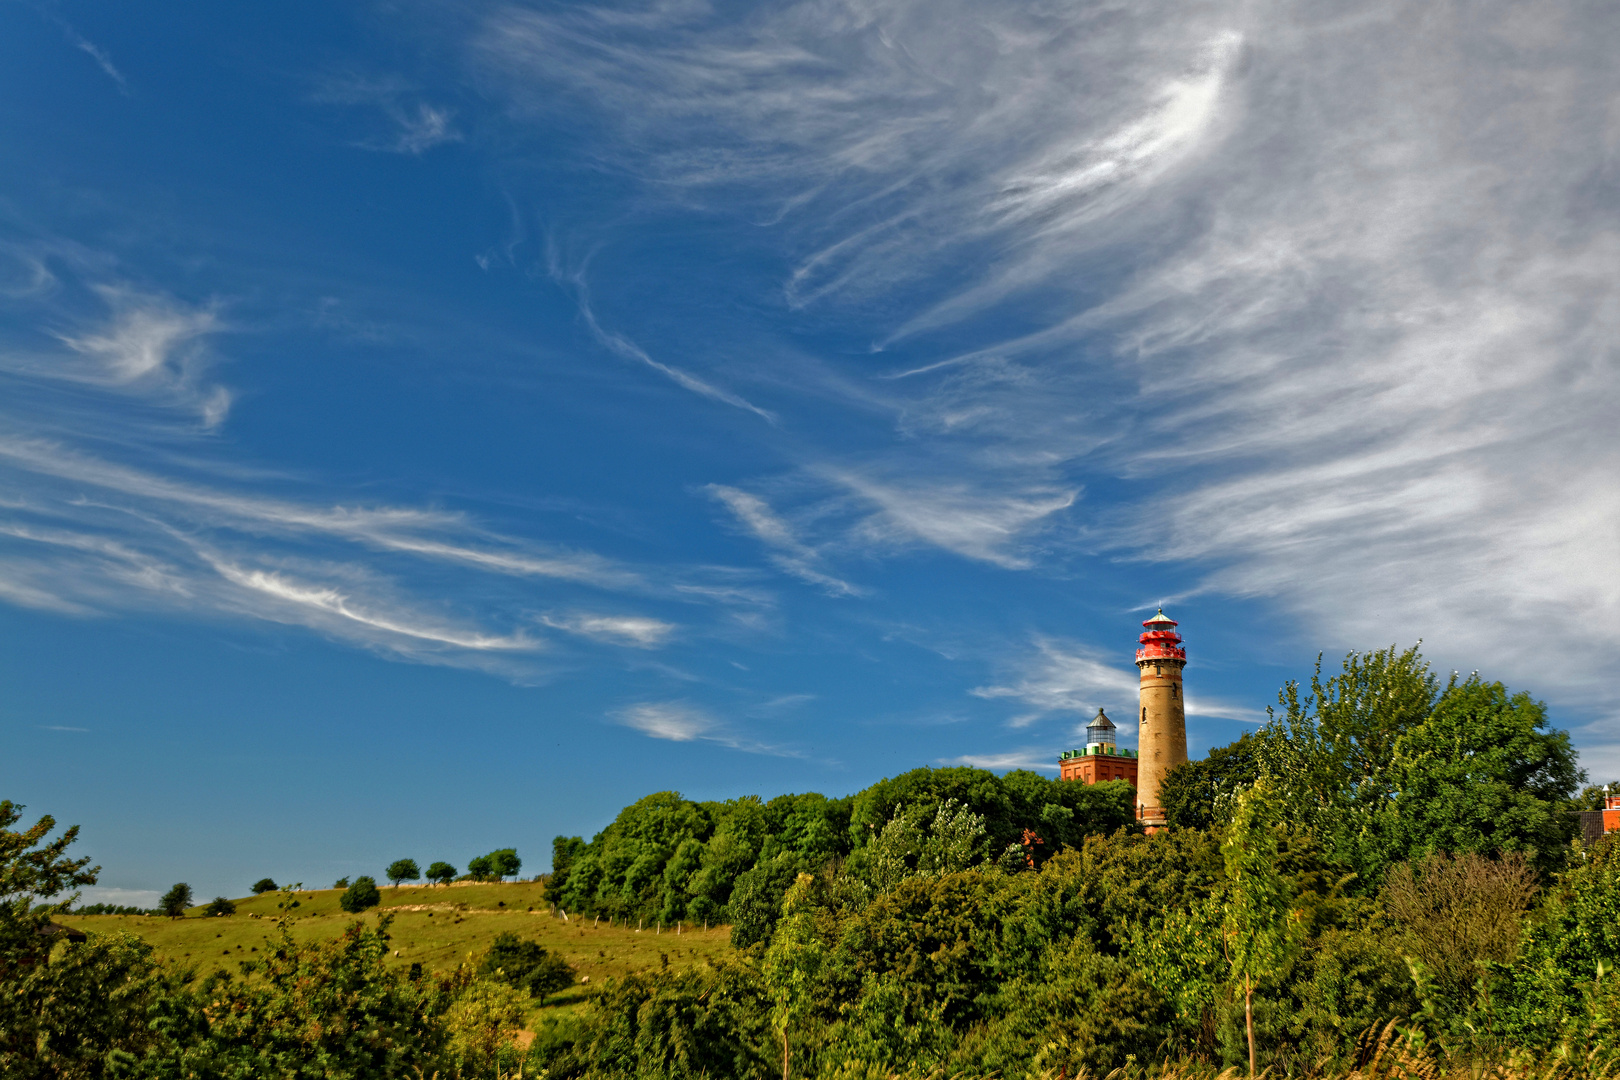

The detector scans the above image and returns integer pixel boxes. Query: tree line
[119,847,529,923]
[5,644,1618,1079]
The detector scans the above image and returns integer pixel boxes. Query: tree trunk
[1245,975,1256,1078]
[781,1025,790,1080]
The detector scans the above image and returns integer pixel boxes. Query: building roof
[1142,607,1177,626]
[1086,707,1116,731]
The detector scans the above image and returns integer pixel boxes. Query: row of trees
[245,848,524,899]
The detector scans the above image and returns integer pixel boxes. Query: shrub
[477,932,575,1001]
[204,896,237,917]
[339,876,381,914]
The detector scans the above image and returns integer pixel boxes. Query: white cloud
[541,611,676,647]
[940,750,1061,773]
[971,638,1139,729]
[615,701,716,742]
[612,700,806,756]
[388,103,460,154]
[834,471,1075,570]
[209,558,537,653]
[707,484,862,595]
[311,74,461,154]
[75,887,160,909]
[549,258,776,422]
[28,288,230,426]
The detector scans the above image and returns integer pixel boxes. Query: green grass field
[60,881,734,1020]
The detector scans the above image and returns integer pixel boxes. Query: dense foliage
[5,645,1615,1080]
[545,770,1137,941]
[339,875,381,913]
[477,931,577,1002]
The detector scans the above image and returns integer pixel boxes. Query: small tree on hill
[251,877,278,894]
[426,861,456,886]
[489,849,521,881]
[386,858,421,888]
[205,896,236,917]
[340,875,381,914]
[160,882,193,919]
[466,855,493,882]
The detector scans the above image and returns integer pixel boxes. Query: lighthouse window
[1172,683,1179,698]
[1141,707,1147,723]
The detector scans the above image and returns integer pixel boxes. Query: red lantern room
[1136,609,1187,664]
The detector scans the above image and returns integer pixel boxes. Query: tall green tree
[426,861,457,886]
[1376,674,1581,875]
[1221,784,1297,1077]
[488,848,521,881]
[1257,647,1582,886]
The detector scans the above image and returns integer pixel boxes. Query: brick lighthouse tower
[1135,608,1188,826]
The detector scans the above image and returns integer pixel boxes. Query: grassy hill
[59,880,733,1017]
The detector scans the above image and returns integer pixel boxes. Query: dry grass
[59,881,733,1019]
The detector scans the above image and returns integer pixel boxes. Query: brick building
[1058,709,1139,785]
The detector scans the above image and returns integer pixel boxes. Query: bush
[477,932,575,1001]
[333,876,350,889]
[446,979,528,1075]
[251,878,278,894]
[339,876,381,914]
[204,896,237,917]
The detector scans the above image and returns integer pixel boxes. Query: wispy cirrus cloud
[0,286,230,426]
[547,253,777,423]
[50,17,128,94]
[616,701,714,741]
[0,250,764,675]
[940,750,1060,774]
[472,0,1620,759]
[706,484,862,596]
[542,611,676,648]
[613,700,799,756]
[310,74,462,155]
[971,638,1139,731]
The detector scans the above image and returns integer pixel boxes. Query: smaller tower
[1085,708,1117,753]
[1058,708,1139,786]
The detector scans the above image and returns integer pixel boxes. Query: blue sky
[4,0,1618,906]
